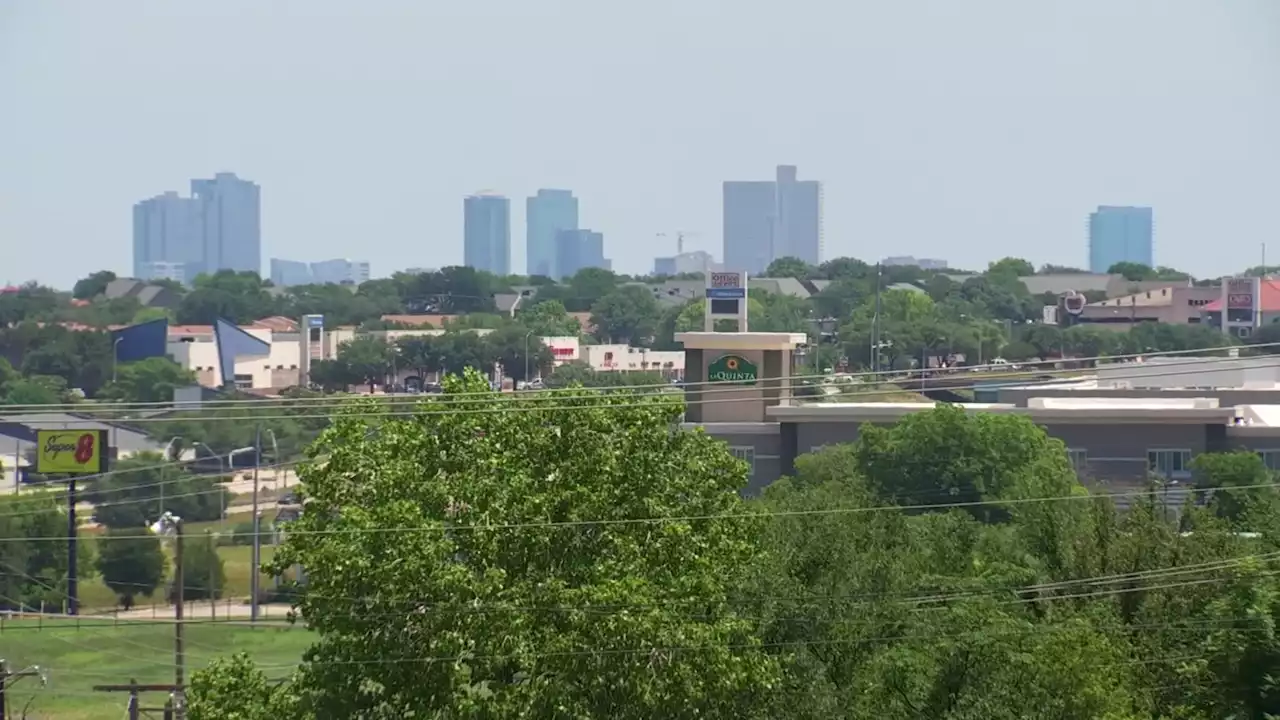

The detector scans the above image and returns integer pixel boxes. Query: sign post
[705,271,749,332]
[35,429,109,615]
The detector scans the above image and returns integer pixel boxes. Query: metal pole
[112,337,123,383]
[251,424,262,622]
[67,477,78,615]
[872,263,883,373]
[524,331,533,383]
[174,520,185,716]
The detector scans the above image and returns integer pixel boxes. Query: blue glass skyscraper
[463,193,511,276]
[527,189,579,279]
[1088,205,1154,273]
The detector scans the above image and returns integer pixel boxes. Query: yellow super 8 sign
[35,430,109,474]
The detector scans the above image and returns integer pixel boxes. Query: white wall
[582,344,684,375]
[168,327,299,389]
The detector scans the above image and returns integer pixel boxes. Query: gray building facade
[132,191,202,281]
[555,229,608,279]
[1088,205,1154,273]
[463,193,511,276]
[723,165,823,274]
[527,189,579,279]
[192,172,262,276]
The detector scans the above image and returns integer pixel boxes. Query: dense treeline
[168,373,1280,718]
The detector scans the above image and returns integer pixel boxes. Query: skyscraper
[555,229,609,279]
[192,172,262,276]
[132,191,201,280]
[463,193,511,276]
[527,189,579,279]
[723,165,823,274]
[1088,205,1154,273]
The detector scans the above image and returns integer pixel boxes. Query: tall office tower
[527,189,579,279]
[192,172,262,276]
[1088,205,1154,273]
[311,258,371,285]
[132,191,201,280]
[463,193,511,276]
[555,229,608,279]
[723,165,823,274]
[270,258,313,287]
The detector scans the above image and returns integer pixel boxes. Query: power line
[0,340,1267,415]
[0,353,1272,427]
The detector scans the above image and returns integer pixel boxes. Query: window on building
[1257,450,1280,472]
[1066,448,1088,475]
[233,373,254,390]
[728,446,755,473]
[1148,449,1193,480]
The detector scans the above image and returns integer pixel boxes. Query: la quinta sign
[708,354,758,385]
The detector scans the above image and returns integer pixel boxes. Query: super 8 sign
[35,429,109,474]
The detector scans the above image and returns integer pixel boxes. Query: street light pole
[112,337,124,383]
[250,424,262,622]
[524,330,534,385]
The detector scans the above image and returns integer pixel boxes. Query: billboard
[1226,278,1256,311]
[35,429,108,474]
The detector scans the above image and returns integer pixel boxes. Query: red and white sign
[709,272,743,289]
[1226,278,1256,311]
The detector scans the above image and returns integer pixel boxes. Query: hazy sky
[2,0,1278,288]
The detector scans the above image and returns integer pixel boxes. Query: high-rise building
[192,172,261,276]
[723,165,823,274]
[311,258,371,285]
[527,189,579,279]
[1088,205,1154,273]
[132,191,201,280]
[270,258,313,287]
[463,193,511,276]
[270,258,372,287]
[556,229,609,279]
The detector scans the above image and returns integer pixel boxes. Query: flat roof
[768,400,1237,425]
[675,332,807,351]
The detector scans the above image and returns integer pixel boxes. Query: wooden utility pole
[2,659,43,719]
[174,519,186,718]
[92,680,182,720]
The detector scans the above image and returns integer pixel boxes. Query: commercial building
[653,250,718,277]
[883,256,949,271]
[555,229,609,279]
[270,259,312,287]
[677,331,1280,502]
[723,165,823,274]
[133,172,261,281]
[526,189,579,279]
[1088,205,1154,273]
[1074,285,1219,329]
[463,193,511,276]
[270,258,370,287]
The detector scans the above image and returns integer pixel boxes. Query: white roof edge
[769,403,1236,424]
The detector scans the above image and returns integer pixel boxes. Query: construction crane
[656,231,700,255]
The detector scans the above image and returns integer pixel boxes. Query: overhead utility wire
[4,353,1275,427]
[0,340,1270,415]
[7,476,1280,545]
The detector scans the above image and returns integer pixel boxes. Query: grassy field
[0,618,312,720]
[74,512,280,613]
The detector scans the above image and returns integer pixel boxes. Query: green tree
[589,284,662,344]
[99,357,197,403]
[188,654,296,720]
[178,532,226,602]
[335,335,395,388]
[96,528,166,610]
[764,256,814,279]
[1191,450,1276,522]
[177,271,276,324]
[227,369,784,717]
[517,299,582,336]
[987,257,1036,277]
[1105,261,1157,281]
[72,270,118,299]
[86,452,229,528]
[0,491,92,610]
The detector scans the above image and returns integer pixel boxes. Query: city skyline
[5,2,1276,287]
[526,189,579,279]
[723,165,823,275]
[462,193,512,276]
[132,172,260,284]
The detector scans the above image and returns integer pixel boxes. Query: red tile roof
[1201,280,1280,312]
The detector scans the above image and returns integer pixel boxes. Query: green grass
[0,617,312,720]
